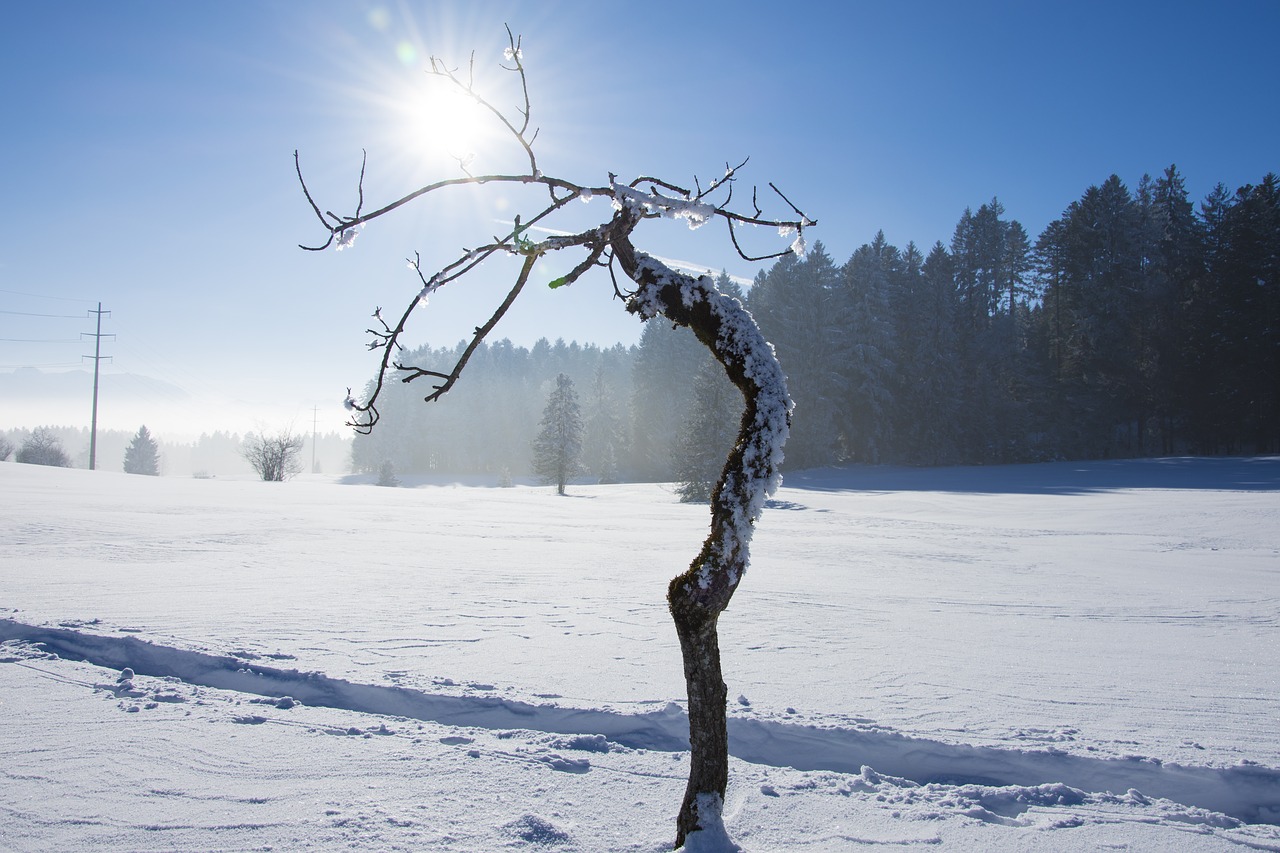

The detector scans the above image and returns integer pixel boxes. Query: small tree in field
[532,373,583,495]
[123,425,160,475]
[241,430,304,481]
[376,459,400,487]
[17,428,71,468]
[296,29,811,848]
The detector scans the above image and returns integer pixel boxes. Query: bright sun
[408,83,495,166]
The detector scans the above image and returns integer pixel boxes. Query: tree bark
[670,592,729,845]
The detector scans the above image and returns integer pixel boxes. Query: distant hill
[1,368,191,433]
[1,367,189,401]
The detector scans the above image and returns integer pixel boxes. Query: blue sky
[2,1,1277,437]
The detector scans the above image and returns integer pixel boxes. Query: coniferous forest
[353,167,1278,482]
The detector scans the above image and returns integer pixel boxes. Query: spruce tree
[123,425,160,475]
[582,364,625,484]
[836,234,897,463]
[1202,174,1280,452]
[675,358,743,502]
[532,373,583,495]
[748,245,841,468]
[630,318,703,481]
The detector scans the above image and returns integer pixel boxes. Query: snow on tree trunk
[613,233,792,848]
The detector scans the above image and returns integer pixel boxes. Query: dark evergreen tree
[1034,176,1145,456]
[748,243,842,467]
[951,198,1033,330]
[1132,167,1205,454]
[949,200,1036,461]
[1199,174,1280,451]
[835,233,897,463]
[123,425,160,475]
[1151,167,1205,446]
[897,242,964,464]
[532,373,583,495]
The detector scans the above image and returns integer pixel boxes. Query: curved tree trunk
[612,230,792,848]
[670,599,729,845]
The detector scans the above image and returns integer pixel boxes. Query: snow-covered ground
[2,457,1278,851]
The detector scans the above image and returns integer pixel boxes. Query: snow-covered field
[2,457,1278,851]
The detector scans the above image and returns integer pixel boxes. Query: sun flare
[406,82,495,166]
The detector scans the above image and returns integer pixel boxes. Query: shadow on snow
[3,618,1277,826]
[784,456,1280,496]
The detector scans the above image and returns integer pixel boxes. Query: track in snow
[3,617,1277,827]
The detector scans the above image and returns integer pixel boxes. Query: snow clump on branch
[335,225,361,251]
[778,224,808,257]
[610,181,716,230]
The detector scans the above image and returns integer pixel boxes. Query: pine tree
[951,199,1032,329]
[835,234,897,463]
[123,425,160,475]
[674,358,743,502]
[1032,176,1146,457]
[1201,174,1280,452]
[1134,167,1204,454]
[582,364,625,484]
[630,318,703,481]
[898,242,963,464]
[532,373,583,495]
[748,244,841,468]
[376,459,399,487]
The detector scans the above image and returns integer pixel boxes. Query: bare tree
[296,29,812,849]
[17,427,71,468]
[0,435,13,461]
[241,430,305,482]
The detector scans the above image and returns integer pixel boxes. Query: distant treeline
[0,426,352,477]
[353,166,1278,480]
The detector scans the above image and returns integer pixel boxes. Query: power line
[0,309,86,318]
[0,362,84,369]
[0,337,83,343]
[0,287,91,303]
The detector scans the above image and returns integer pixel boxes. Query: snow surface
[2,457,1279,850]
